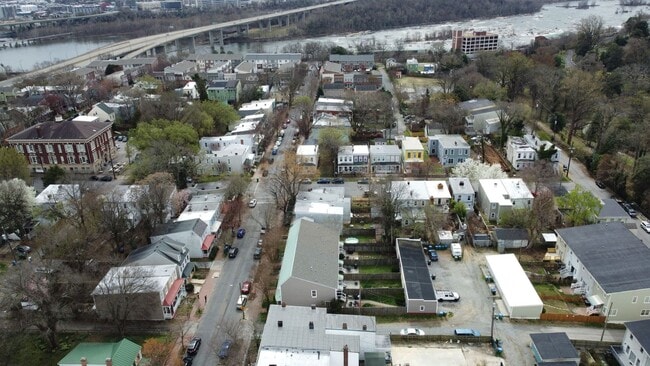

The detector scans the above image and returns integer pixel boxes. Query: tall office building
[451,30,499,55]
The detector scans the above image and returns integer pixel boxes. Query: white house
[392,180,451,224]
[238,99,275,117]
[369,145,401,174]
[427,134,470,167]
[180,81,199,100]
[295,187,351,232]
[506,136,537,170]
[612,320,650,366]
[337,145,369,175]
[198,144,253,175]
[477,178,533,222]
[448,177,475,211]
[87,102,117,123]
[177,192,224,234]
[103,185,147,228]
[555,222,650,323]
[458,99,501,135]
[243,53,301,71]
[199,134,258,154]
[150,218,213,259]
[297,144,319,166]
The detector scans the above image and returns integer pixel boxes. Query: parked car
[300,178,312,184]
[218,340,233,359]
[428,249,438,261]
[332,178,344,184]
[622,202,638,218]
[595,180,606,189]
[272,147,279,155]
[236,295,247,310]
[641,221,650,233]
[248,199,257,208]
[253,247,262,260]
[100,175,113,182]
[399,328,425,336]
[260,226,266,235]
[186,337,201,355]
[317,178,331,184]
[228,247,239,258]
[236,228,246,238]
[182,355,193,366]
[437,290,460,302]
[454,328,480,337]
[241,281,252,295]
[90,175,99,181]
[257,239,263,247]
[16,245,31,254]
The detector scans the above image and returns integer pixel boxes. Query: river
[1,0,649,73]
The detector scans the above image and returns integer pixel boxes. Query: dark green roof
[58,338,141,366]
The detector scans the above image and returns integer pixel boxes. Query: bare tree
[91,266,157,336]
[50,72,86,111]
[576,15,604,56]
[137,172,176,236]
[560,69,602,145]
[0,178,36,238]
[428,98,464,134]
[519,160,561,195]
[268,152,308,213]
[100,189,137,252]
[371,179,409,244]
[294,95,315,139]
[212,319,246,364]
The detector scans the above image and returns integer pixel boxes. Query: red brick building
[7,120,115,174]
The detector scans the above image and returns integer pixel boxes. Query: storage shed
[530,332,579,365]
[494,228,529,253]
[486,254,543,319]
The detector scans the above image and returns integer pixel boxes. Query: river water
[1,0,649,72]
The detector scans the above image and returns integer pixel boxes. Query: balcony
[610,345,626,366]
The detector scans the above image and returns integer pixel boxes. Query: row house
[337,145,369,175]
[401,136,425,174]
[312,97,353,120]
[200,134,257,154]
[7,119,114,173]
[448,177,475,211]
[392,180,452,224]
[185,53,242,72]
[427,134,470,167]
[369,144,401,174]
[206,79,241,105]
[163,60,198,82]
[328,54,375,72]
[197,144,253,175]
[243,53,301,72]
[477,178,533,222]
[506,134,560,170]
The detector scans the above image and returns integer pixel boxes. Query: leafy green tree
[633,155,650,204]
[181,104,213,137]
[0,178,36,236]
[191,73,208,101]
[42,165,66,187]
[495,52,533,101]
[330,46,348,55]
[0,147,29,182]
[557,186,603,226]
[198,101,240,136]
[130,119,199,152]
[451,201,467,222]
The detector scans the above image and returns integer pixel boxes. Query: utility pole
[600,300,614,342]
[490,302,496,342]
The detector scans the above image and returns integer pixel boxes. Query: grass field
[394,76,440,88]
[360,265,396,274]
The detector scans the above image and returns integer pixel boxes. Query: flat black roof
[396,239,436,301]
[530,332,579,360]
[555,222,650,293]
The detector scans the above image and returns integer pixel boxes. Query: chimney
[80,357,88,366]
[105,358,112,366]
[362,324,367,331]
[36,125,42,139]
[309,321,314,329]
[277,320,283,327]
[459,181,464,186]
[343,345,349,366]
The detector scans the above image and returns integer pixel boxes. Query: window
[65,144,74,153]
[420,305,425,311]
[80,156,87,164]
[448,158,454,164]
[633,296,638,303]
[77,144,85,152]
[45,145,53,153]
[311,290,317,298]
[611,309,618,316]
[407,153,411,159]
[644,296,650,303]
[68,156,75,164]
[26,145,34,153]
[641,310,650,316]
[30,156,38,164]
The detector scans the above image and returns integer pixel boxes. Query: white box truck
[451,243,462,260]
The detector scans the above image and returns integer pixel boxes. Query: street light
[566,144,575,178]
[490,302,496,342]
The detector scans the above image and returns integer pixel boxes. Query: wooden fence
[343,273,401,281]
[540,312,606,324]
[344,258,398,267]
[342,228,376,237]
[339,306,406,316]
[343,244,395,253]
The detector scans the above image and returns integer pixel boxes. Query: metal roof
[625,319,650,350]
[555,222,650,293]
[396,238,436,301]
[530,332,579,360]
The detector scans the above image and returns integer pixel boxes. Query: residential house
[200,134,258,155]
[87,102,116,123]
[257,304,391,366]
[329,54,375,72]
[555,222,650,322]
[448,177,475,211]
[313,98,354,120]
[458,99,501,135]
[163,60,198,82]
[58,338,142,366]
[230,114,264,135]
[6,119,114,173]
[427,134,470,167]
[494,228,529,252]
[204,62,232,81]
[72,67,97,81]
[102,185,147,228]
[206,79,241,105]
[611,319,650,366]
[320,61,343,84]
[121,238,193,278]
[185,53,242,72]
[91,264,186,321]
[392,180,451,224]
[150,218,213,259]
[313,113,351,128]
[177,192,224,234]
[86,57,158,77]
[506,134,560,170]
[406,58,419,73]
[351,72,383,91]
[523,133,560,164]
[198,143,253,175]
[297,144,319,166]
[337,145,369,175]
[369,145,401,174]
[295,187,351,232]
[275,219,340,307]
[451,30,499,55]
[597,198,632,225]
[238,99,275,117]
[243,53,302,72]
[477,178,534,222]
[179,81,199,100]
[395,238,439,313]
[401,136,425,174]
[529,333,579,366]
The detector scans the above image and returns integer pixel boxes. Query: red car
[241,281,252,295]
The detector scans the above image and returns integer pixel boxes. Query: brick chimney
[80,357,87,366]
[343,345,349,366]
[105,358,112,366]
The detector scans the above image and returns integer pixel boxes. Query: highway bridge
[0,0,355,88]
[0,11,120,29]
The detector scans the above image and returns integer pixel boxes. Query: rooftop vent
[309,321,314,329]
[277,320,283,327]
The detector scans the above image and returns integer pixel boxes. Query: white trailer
[451,243,462,260]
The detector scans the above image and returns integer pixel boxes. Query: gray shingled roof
[260,304,360,352]
[121,238,187,267]
[495,228,529,241]
[555,222,650,293]
[396,239,436,301]
[153,218,207,238]
[625,320,650,350]
[598,199,627,218]
[530,333,579,360]
[329,54,374,62]
[7,120,111,141]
